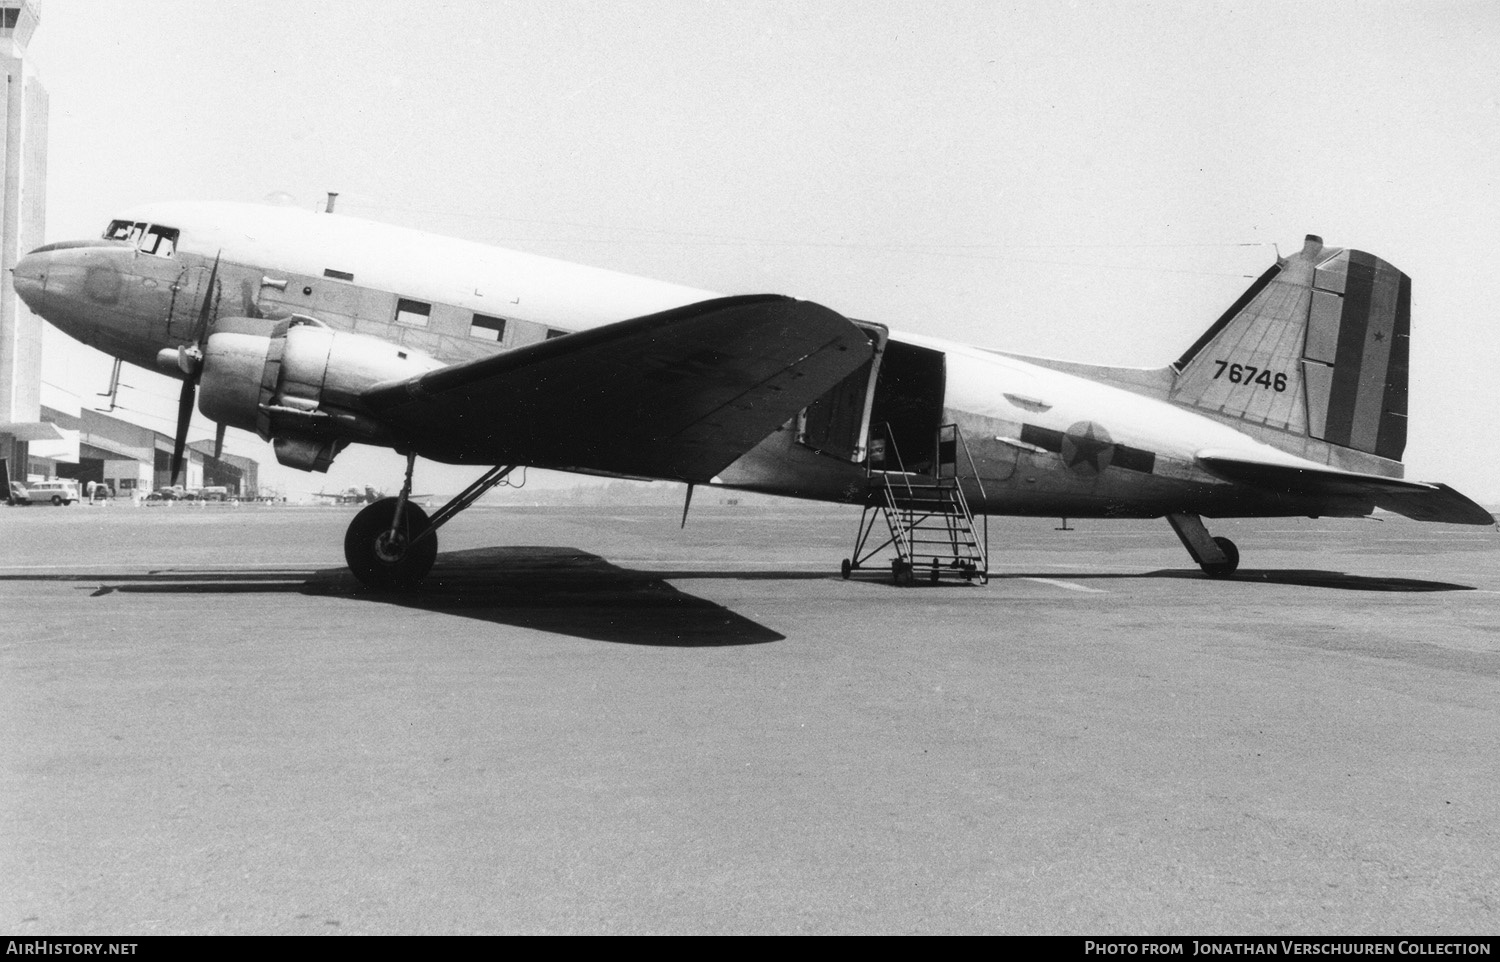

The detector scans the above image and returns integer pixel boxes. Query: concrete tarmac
[2,502,1498,934]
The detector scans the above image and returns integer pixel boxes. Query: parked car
[17,480,80,505]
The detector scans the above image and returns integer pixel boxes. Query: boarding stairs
[843,424,989,585]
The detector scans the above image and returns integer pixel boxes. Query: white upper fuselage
[121,201,721,331]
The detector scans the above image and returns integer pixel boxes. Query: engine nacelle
[199,315,444,471]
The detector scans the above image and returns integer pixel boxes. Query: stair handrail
[876,421,917,503]
[951,424,989,572]
[881,477,913,560]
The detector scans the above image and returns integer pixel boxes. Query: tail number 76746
[1213,360,1287,392]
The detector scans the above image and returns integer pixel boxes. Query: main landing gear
[342,456,516,591]
[1166,512,1240,578]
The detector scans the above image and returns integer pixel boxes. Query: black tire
[50,495,62,506]
[892,560,914,586]
[840,558,852,580]
[1201,536,1240,578]
[344,498,437,591]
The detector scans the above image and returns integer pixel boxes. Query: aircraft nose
[12,249,47,309]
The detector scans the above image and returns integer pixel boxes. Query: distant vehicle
[312,485,426,505]
[146,486,185,501]
[7,482,31,505]
[19,480,80,506]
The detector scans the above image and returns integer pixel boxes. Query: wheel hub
[373,530,408,563]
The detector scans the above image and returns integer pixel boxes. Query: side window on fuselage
[395,298,431,327]
[470,313,507,342]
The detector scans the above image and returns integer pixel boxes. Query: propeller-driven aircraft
[312,485,421,505]
[15,202,1492,589]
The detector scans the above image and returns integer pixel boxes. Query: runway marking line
[1022,577,1107,594]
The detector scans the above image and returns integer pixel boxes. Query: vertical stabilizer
[1170,236,1409,462]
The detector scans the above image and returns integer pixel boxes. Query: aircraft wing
[362,294,874,482]
[1197,451,1495,525]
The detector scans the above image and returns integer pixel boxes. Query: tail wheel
[841,558,852,580]
[1201,536,1240,578]
[344,497,438,591]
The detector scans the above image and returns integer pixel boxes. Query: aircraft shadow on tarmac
[302,546,786,646]
[17,547,785,647]
[984,569,1477,592]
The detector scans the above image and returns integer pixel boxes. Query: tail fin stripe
[1323,252,1378,448]
[1324,252,1403,455]
[1375,275,1411,460]
[1348,260,1401,453]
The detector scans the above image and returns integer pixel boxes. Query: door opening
[868,339,946,475]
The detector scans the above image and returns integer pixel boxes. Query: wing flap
[363,294,874,481]
[1198,452,1494,525]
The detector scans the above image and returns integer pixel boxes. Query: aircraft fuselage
[15,202,1380,522]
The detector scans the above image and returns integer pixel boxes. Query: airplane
[312,485,423,505]
[14,201,1493,590]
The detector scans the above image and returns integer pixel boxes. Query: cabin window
[323,268,354,282]
[469,313,507,342]
[394,298,431,327]
[545,329,569,340]
[138,225,179,258]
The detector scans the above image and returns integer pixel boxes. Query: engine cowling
[198,315,444,471]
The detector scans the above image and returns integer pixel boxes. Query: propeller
[170,252,221,485]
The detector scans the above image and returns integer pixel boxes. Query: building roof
[81,439,146,462]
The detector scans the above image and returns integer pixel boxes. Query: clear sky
[25,0,1500,502]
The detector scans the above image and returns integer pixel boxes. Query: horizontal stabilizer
[1198,452,1495,525]
[362,294,874,482]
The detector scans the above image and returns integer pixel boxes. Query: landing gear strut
[1166,512,1239,577]
[342,458,516,591]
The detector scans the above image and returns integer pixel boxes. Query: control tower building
[0,0,49,487]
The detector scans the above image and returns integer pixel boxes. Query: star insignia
[1061,421,1115,476]
[1373,330,1386,343]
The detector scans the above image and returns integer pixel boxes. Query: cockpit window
[103,219,135,241]
[138,225,179,258]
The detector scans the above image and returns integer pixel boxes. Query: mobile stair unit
[843,424,989,586]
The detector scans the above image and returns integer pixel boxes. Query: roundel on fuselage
[1060,421,1115,476]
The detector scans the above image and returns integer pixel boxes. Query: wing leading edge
[1197,452,1495,525]
[362,294,874,482]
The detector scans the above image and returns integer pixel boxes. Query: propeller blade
[171,252,223,485]
[170,376,195,485]
[212,423,226,460]
[189,251,222,351]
